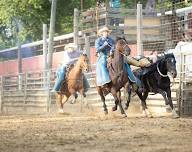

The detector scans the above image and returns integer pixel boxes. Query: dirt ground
[0,106,192,152]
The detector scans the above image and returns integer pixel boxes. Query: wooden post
[47,0,57,70]
[46,70,51,112]
[85,36,90,60]
[13,17,23,91]
[43,24,48,88]
[105,0,109,27]
[96,1,99,36]
[24,73,27,104]
[47,0,57,112]
[137,3,143,56]
[81,0,83,12]
[74,8,79,46]
[0,76,3,113]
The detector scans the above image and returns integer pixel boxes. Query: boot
[132,83,138,92]
[132,83,144,93]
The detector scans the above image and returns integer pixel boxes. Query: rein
[107,41,128,57]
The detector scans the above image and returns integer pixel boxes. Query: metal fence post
[43,24,48,88]
[46,70,51,112]
[137,3,143,56]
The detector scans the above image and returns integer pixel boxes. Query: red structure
[0,45,152,75]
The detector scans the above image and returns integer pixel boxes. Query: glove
[102,41,109,48]
[139,58,151,67]
[110,52,114,58]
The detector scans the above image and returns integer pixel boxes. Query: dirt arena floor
[0,105,192,152]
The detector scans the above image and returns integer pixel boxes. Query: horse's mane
[157,52,175,60]
[115,36,127,43]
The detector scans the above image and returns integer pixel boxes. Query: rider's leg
[83,74,90,93]
[125,63,143,92]
[51,66,66,92]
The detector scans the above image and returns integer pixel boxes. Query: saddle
[60,64,74,94]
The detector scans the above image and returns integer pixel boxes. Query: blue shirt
[62,50,81,67]
[95,36,115,56]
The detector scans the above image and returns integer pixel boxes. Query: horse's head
[79,54,89,72]
[162,53,177,78]
[115,37,131,56]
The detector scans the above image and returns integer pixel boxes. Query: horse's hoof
[148,114,153,118]
[70,96,76,104]
[104,110,108,115]
[112,106,117,111]
[124,105,128,110]
[172,113,179,119]
[122,113,127,118]
[142,111,148,117]
[58,109,64,114]
[172,115,179,119]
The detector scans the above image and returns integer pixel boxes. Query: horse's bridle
[108,39,129,57]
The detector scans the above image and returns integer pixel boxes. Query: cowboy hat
[98,27,112,36]
[64,43,78,51]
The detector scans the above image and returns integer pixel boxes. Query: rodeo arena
[0,0,192,152]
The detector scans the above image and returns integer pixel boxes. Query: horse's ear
[82,50,87,56]
[116,36,121,42]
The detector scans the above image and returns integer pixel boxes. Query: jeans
[52,66,66,91]
[83,74,90,92]
[52,66,90,92]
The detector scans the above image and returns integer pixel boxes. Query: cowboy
[95,26,115,86]
[51,43,89,93]
[95,27,150,92]
[125,56,151,92]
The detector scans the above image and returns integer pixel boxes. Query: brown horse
[96,37,131,117]
[55,54,89,113]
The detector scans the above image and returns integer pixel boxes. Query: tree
[0,0,98,50]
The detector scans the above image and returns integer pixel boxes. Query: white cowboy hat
[98,27,112,36]
[64,43,78,52]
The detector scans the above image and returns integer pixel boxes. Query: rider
[51,43,90,93]
[95,26,150,92]
[125,56,151,92]
[95,26,115,86]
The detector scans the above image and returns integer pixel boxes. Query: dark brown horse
[96,37,131,117]
[55,54,89,113]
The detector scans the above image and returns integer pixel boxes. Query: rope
[157,62,168,77]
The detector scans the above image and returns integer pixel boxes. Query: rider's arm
[126,56,141,67]
[109,38,115,56]
[95,38,106,53]
[126,56,151,67]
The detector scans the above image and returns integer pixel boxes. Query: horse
[96,37,131,117]
[125,53,179,118]
[55,54,89,113]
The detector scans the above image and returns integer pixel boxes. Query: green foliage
[0,0,98,50]
[0,0,190,51]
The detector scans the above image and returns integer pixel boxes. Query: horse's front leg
[79,88,89,111]
[136,91,152,117]
[111,88,127,117]
[158,88,179,118]
[69,89,78,104]
[125,84,132,110]
[97,87,108,114]
[55,93,64,113]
